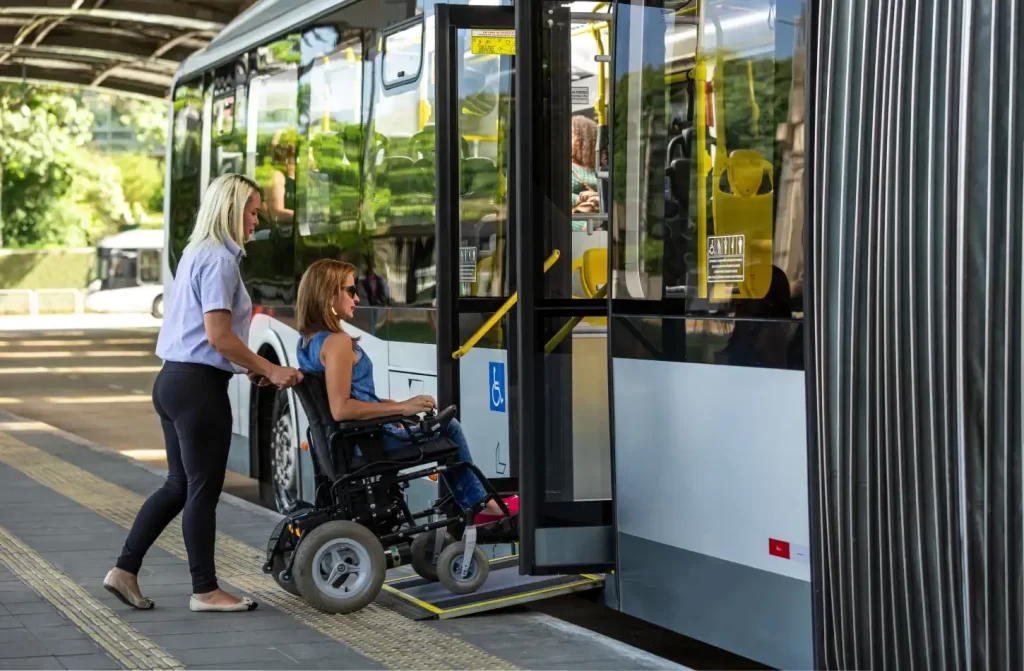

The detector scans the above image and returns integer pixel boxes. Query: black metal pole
[514,0,538,574]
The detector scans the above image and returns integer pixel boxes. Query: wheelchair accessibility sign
[489,362,506,413]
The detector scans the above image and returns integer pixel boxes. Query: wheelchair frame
[263,372,517,613]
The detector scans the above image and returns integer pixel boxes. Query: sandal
[474,495,519,525]
[189,596,259,612]
[103,569,154,610]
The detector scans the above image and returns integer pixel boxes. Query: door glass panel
[453,25,516,481]
[456,28,513,299]
[530,1,613,506]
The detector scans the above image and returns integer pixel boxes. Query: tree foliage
[0,83,155,248]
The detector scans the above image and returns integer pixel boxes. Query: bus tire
[259,389,299,513]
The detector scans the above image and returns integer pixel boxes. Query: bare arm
[321,332,424,421]
[204,310,301,388]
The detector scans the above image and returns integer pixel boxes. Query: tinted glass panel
[168,80,203,275]
[612,0,806,320]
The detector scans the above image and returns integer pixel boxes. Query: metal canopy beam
[0,6,226,33]
[0,62,166,97]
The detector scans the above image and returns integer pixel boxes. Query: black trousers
[116,361,233,594]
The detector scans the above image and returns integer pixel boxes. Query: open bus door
[513,0,615,578]
[434,1,613,580]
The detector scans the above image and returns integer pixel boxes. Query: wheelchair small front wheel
[292,521,386,614]
[436,540,489,595]
[410,531,455,581]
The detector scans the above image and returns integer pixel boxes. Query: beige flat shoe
[189,595,258,612]
[103,569,154,610]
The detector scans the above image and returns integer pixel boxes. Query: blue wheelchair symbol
[489,362,505,413]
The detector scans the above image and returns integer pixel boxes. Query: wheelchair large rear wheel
[410,531,455,581]
[436,540,489,595]
[292,520,386,614]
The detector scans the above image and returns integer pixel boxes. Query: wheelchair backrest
[292,372,340,482]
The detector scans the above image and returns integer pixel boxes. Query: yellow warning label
[471,30,515,55]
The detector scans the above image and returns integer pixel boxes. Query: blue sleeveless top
[296,331,381,404]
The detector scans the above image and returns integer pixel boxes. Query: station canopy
[0,0,255,99]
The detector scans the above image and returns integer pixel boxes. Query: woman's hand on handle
[401,395,436,415]
[268,365,303,389]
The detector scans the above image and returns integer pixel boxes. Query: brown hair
[296,258,357,338]
[570,115,598,170]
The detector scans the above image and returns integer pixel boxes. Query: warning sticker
[571,86,590,105]
[707,234,745,283]
[459,247,478,283]
[470,30,515,55]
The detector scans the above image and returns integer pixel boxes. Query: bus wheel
[151,295,164,319]
[260,390,299,513]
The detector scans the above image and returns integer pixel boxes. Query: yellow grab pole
[452,249,561,360]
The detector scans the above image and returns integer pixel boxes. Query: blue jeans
[384,418,488,510]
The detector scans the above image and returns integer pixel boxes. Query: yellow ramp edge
[0,525,183,670]
[0,432,516,670]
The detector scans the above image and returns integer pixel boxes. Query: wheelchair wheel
[292,520,386,614]
[436,540,489,595]
[410,531,455,581]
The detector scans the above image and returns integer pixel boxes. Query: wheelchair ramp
[379,556,604,620]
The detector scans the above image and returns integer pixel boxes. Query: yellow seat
[573,248,607,326]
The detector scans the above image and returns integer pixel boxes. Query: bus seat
[711,149,774,300]
[574,247,607,298]
[462,156,497,197]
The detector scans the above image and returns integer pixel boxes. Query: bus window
[302,31,365,236]
[250,37,300,235]
[139,249,161,284]
[167,80,203,275]
[383,19,424,88]
[612,0,806,321]
[210,60,248,180]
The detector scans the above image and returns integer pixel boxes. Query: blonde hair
[296,259,358,338]
[186,173,260,254]
[570,115,598,170]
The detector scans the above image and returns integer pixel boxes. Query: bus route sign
[707,234,745,283]
[470,30,515,55]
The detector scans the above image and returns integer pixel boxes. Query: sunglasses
[342,285,358,298]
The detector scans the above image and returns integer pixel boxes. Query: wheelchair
[263,372,518,614]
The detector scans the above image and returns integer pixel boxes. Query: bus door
[513,1,615,576]
[435,5,520,509]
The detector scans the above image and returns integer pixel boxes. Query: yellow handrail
[543,282,608,355]
[451,249,561,360]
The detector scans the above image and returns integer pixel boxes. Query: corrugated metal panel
[807,0,1023,668]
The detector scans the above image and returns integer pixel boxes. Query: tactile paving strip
[0,433,517,670]
[0,525,183,670]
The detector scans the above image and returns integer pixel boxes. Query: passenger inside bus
[570,114,601,227]
[294,259,517,523]
[267,130,296,223]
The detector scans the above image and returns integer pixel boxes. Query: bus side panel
[612,357,812,670]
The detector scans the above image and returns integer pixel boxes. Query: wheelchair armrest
[335,414,418,435]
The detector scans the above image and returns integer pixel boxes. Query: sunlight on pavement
[44,395,152,404]
[0,350,154,359]
[0,366,162,375]
[0,338,155,347]
[119,449,168,462]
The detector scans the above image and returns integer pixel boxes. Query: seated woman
[295,258,516,523]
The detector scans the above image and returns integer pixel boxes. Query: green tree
[0,83,131,248]
[109,153,165,216]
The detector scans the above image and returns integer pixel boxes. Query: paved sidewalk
[0,409,682,670]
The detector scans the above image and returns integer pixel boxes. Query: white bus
[164,0,813,667]
[86,228,165,317]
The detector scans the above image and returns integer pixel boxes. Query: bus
[164,0,812,667]
[86,228,165,318]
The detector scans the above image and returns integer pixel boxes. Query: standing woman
[104,174,303,613]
